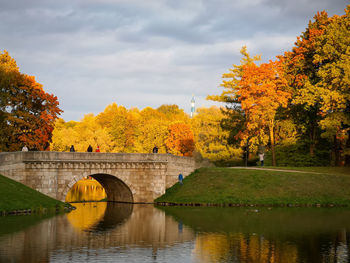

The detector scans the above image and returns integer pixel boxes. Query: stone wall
[0,152,196,203]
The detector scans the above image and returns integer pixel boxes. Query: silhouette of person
[152,146,158,153]
[70,145,75,152]
[87,145,93,152]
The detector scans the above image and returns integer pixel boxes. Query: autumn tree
[207,46,261,162]
[51,114,115,152]
[157,104,189,123]
[281,11,331,157]
[134,107,169,153]
[313,6,350,165]
[166,123,195,156]
[50,119,79,152]
[208,46,291,165]
[191,106,241,162]
[282,6,350,165]
[0,50,62,151]
[238,60,291,165]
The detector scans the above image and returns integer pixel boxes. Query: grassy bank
[155,167,350,206]
[0,174,70,215]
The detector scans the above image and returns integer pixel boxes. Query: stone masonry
[0,152,196,203]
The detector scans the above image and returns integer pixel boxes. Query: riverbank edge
[154,167,350,207]
[154,202,346,207]
[0,174,74,216]
[1,205,74,216]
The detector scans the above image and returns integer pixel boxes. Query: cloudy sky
[0,0,348,121]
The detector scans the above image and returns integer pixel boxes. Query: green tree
[282,11,331,157]
[314,6,350,165]
[282,6,350,165]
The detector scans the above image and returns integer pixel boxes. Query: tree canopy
[209,5,350,166]
[0,50,62,151]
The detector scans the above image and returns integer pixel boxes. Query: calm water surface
[0,203,350,263]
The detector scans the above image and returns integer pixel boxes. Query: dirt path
[228,167,323,174]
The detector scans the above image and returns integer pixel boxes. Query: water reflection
[0,204,350,262]
[194,233,299,262]
[0,203,194,263]
[160,206,350,263]
[67,202,133,232]
[67,202,108,231]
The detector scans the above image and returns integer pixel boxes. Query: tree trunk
[333,135,342,166]
[269,121,276,166]
[345,130,350,166]
[244,138,250,167]
[309,125,316,156]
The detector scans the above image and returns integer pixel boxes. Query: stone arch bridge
[0,152,196,203]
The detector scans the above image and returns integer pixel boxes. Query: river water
[0,203,349,263]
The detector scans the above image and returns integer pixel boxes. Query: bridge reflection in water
[0,203,195,263]
[0,205,350,262]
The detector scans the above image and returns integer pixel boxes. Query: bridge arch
[63,173,133,203]
[91,174,133,203]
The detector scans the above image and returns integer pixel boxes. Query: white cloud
[0,0,348,121]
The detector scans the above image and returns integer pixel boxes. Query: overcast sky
[0,0,348,121]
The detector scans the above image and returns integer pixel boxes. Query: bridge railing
[0,151,195,165]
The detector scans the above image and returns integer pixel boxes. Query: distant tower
[190,96,195,118]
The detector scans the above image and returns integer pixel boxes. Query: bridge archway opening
[65,177,106,202]
[91,174,134,203]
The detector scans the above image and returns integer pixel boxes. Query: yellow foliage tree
[191,106,241,162]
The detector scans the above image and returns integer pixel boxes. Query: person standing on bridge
[22,145,28,152]
[95,145,100,152]
[70,145,75,152]
[87,145,93,152]
[152,146,158,153]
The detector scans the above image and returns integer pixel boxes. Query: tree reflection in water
[159,206,350,263]
[1,204,349,262]
[67,202,133,232]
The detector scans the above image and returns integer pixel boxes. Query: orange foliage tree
[239,60,291,165]
[0,51,62,151]
[166,123,195,156]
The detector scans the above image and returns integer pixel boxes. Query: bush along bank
[0,174,73,216]
[155,167,350,207]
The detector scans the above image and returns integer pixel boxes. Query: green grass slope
[155,167,350,206]
[0,174,68,213]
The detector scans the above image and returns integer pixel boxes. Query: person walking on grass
[259,152,264,166]
[178,173,183,185]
